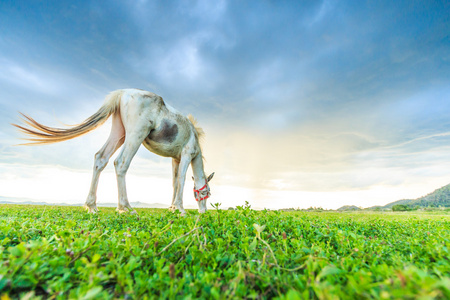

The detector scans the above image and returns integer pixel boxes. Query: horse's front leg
[114,130,149,214]
[169,158,180,212]
[172,156,191,216]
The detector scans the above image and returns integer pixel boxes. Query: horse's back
[117,89,165,125]
[120,89,164,109]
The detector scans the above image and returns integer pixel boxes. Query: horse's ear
[192,176,195,181]
[207,172,215,182]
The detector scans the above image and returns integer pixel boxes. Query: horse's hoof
[116,207,127,214]
[84,205,98,214]
[116,207,138,215]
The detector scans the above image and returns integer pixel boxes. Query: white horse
[13,89,214,215]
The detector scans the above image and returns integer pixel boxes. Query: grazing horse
[13,89,214,215]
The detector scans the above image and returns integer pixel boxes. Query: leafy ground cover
[0,204,449,299]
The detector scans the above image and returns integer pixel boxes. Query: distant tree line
[391,204,419,211]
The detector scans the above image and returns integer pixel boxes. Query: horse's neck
[191,153,206,185]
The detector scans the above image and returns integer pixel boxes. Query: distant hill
[339,183,450,211]
[381,199,414,209]
[0,196,75,206]
[409,183,450,207]
[337,205,362,211]
[386,184,450,208]
[366,183,450,210]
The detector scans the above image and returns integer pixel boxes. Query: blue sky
[1,0,449,209]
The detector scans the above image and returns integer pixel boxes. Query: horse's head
[193,172,214,213]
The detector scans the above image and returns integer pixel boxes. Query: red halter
[193,180,210,201]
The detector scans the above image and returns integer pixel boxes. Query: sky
[0,0,449,210]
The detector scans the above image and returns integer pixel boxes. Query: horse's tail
[12,90,124,145]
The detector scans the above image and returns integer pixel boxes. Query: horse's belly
[142,138,181,158]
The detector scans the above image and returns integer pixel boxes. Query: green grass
[0,204,449,299]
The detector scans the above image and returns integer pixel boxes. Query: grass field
[0,204,449,299]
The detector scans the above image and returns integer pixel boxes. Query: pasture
[0,205,449,299]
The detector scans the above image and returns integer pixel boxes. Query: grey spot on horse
[149,120,178,143]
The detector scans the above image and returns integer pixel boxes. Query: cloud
[308,0,335,27]
[1,1,449,208]
[203,111,450,194]
[0,59,63,95]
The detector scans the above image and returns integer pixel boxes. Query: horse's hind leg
[85,113,125,213]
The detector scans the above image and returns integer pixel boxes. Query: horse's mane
[187,114,205,144]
